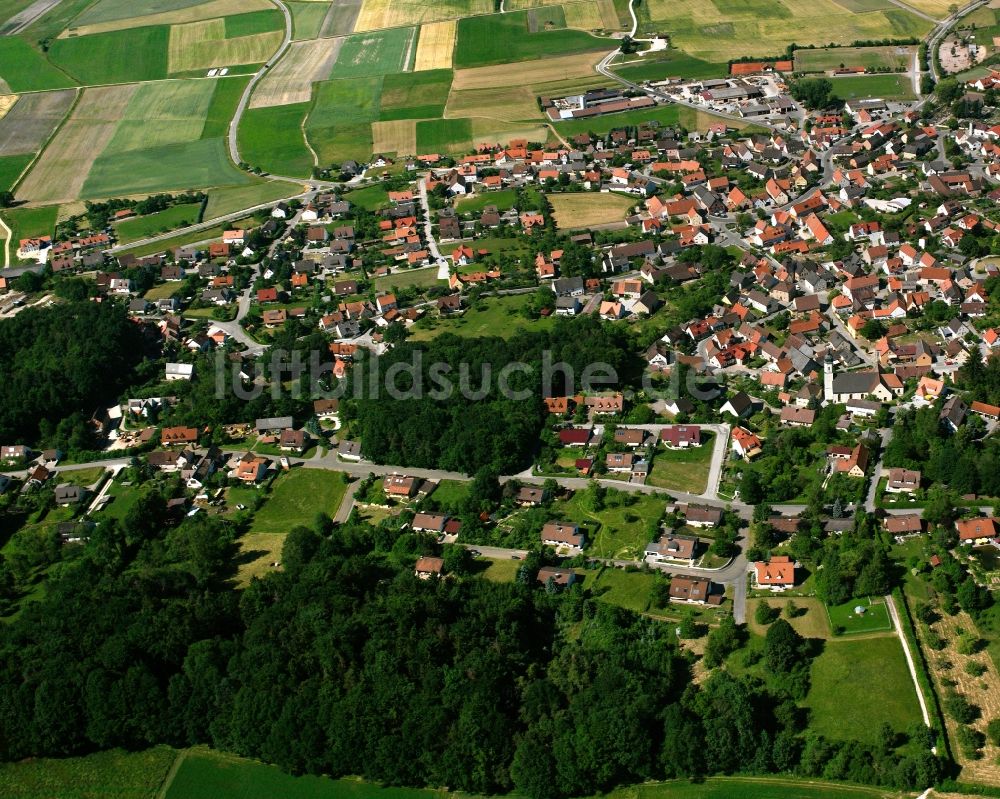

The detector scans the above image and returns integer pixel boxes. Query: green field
[557,103,681,137]
[306,76,381,164]
[410,295,556,341]
[204,179,301,219]
[239,103,313,176]
[114,202,203,243]
[612,50,727,82]
[74,0,203,25]
[803,637,922,744]
[647,433,715,494]
[343,183,389,211]
[455,188,519,214]
[328,27,416,78]
[830,73,915,100]
[415,117,472,153]
[428,478,470,511]
[250,468,349,534]
[0,746,177,799]
[455,11,610,68]
[826,597,893,634]
[48,26,169,85]
[117,215,251,256]
[287,0,328,38]
[379,69,452,121]
[794,44,914,73]
[4,204,58,255]
[225,8,284,36]
[202,77,252,138]
[372,267,442,292]
[590,567,657,613]
[83,136,250,199]
[0,153,32,192]
[105,80,216,153]
[555,491,665,561]
[0,37,75,92]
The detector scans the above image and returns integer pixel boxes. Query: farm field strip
[103,79,216,153]
[564,0,619,30]
[167,18,283,72]
[452,50,604,90]
[320,0,362,37]
[249,37,342,107]
[372,118,417,155]
[16,84,136,204]
[0,90,74,157]
[413,19,455,70]
[61,0,272,36]
[354,0,493,32]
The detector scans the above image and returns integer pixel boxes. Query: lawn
[371,267,441,292]
[144,282,181,300]
[748,596,832,639]
[96,481,147,522]
[0,746,177,799]
[556,103,681,138]
[328,27,416,78]
[409,295,556,341]
[343,183,390,211]
[558,491,665,560]
[803,636,923,745]
[829,73,915,100]
[646,433,715,494]
[238,103,313,177]
[48,26,170,85]
[794,44,915,73]
[114,202,203,243]
[454,10,610,68]
[4,204,58,258]
[590,566,656,613]
[826,596,893,635]
[57,466,107,487]
[478,556,522,582]
[379,69,452,120]
[250,468,349,534]
[548,192,636,229]
[0,37,76,92]
[428,478,469,511]
[455,188,518,214]
[82,137,250,199]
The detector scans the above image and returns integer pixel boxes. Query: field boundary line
[155,748,186,799]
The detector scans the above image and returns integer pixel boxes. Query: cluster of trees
[343,319,641,475]
[0,505,945,796]
[0,302,152,444]
[884,405,1000,497]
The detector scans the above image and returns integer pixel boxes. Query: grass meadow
[239,103,313,176]
[49,26,170,84]
[0,38,76,91]
[113,202,203,243]
[646,433,716,494]
[455,10,610,68]
[250,468,349,534]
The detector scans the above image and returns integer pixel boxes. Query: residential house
[752,555,796,591]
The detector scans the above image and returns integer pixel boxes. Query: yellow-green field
[62,0,273,36]
[414,19,456,70]
[549,192,636,229]
[167,18,283,72]
[355,0,494,31]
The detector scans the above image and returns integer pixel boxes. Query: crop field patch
[830,0,892,10]
[327,26,416,77]
[829,73,915,100]
[239,102,313,176]
[413,19,455,70]
[372,118,417,155]
[16,84,136,204]
[321,0,362,36]
[564,0,618,29]
[74,0,205,25]
[288,0,328,38]
[104,79,216,153]
[64,0,272,36]
[526,4,565,31]
[892,0,952,17]
[445,84,541,122]
[354,0,492,32]
[549,192,635,229]
[167,18,283,72]
[794,44,915,72]
[48,26,169,84]
[379,68,451,119]
[0,37,75,92]
[455,10,610,67]
[249,38,342,107]
[452,50,604,90]
[642,0,931,60]
[82,136,250,198]
[309,76,382,128]
[204,179,301,218]
[224,8,284,36]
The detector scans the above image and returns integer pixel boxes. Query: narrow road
[416,176,449,280]
[0,213,10,268]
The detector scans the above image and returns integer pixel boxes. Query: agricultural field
[3,204,58,257]
[354,0,492,32]
[445,84,543,123]
[564,0,621,30]
[556,103,682,137]
[113,202,202,243]
[829,73,916,100]
[0,89,75,157]
[328,26,417,78]
[455,187,518,213]
[413,19,456,70]
[892,0,953,17]
[379,69,452,119]
[204,179,302,218]
[250,37,342,107]
[452,51,605,91]
[239,102,313,176]
[548,192,636,229]
[611,50,728,82]
[794,44,916,73]
[48,25,170,85]
[306,76,380,163]
[0,746,177,799]
[0,37,76,92]
[250,468,350,534]
[410,294,556,341]
[63,0,274,36]
[16,84,137,204]
[803,637,923,745]
[166,16,283,73]
[455,10,611,68]
[288,0,328,39]
[0,153,30,191]
[321,0,363,37]
[372,119,417,156]
[117,215,251,256]
[639,0,932,62]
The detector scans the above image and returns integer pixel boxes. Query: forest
[342,317,642,475]
[0,301,152,443]
[0,499,945,798]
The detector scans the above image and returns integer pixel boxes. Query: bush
[987,718,1000,746]
[956,725,985,759]
[945,692,980,724]
[755,601,780,625]
[965,661,988,677]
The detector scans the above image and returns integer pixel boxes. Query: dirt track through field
[249,37,342,108]
[0,90,74,156]
[17,85,137,204]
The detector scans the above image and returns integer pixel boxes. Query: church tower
[823,352,834,405]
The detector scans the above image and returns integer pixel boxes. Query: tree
[763,618,806,673]
[0,190,14,207]
[861,318,887,341]
[789,77,834,109]
[755,601,780,625]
